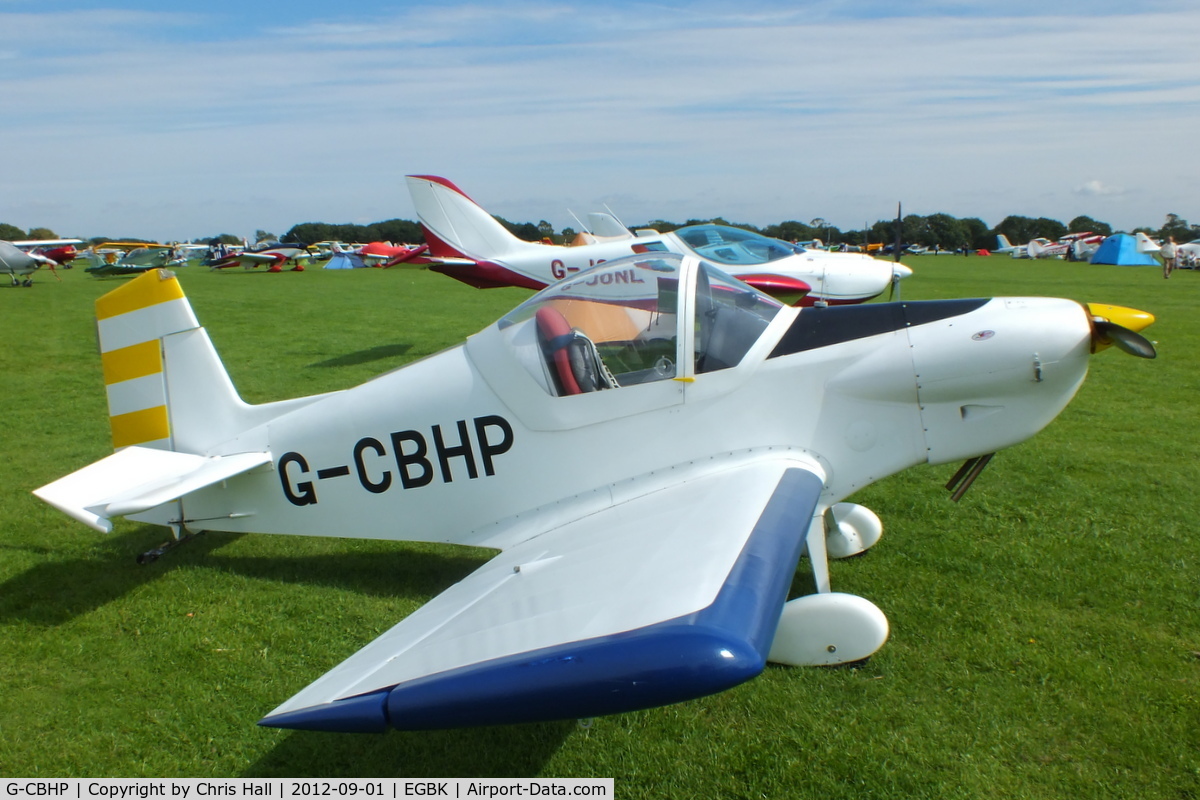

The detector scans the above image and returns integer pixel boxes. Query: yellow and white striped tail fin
[37,269,335,535]
[96,269,198,451]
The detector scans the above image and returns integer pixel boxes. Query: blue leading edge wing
[259,458,825,732]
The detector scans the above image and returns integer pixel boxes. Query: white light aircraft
[1061,232,1105,261]
[1,239,83,286]
[996,234,1102,261]
[1024,238,1069,259]
[993,234,1023,256]
[1176,237,1200,266]
[403,175,911,306]
[34,256,1155,731]
[995,235,1064,259]
[210,241,311,272]
[1,241,64,286]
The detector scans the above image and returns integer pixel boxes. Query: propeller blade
[1085,302,1157,358]
[1093,319,1157,359]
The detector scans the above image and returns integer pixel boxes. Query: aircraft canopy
[498,254,782,396]
[675,224,800,266]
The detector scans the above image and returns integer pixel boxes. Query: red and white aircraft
[1061,232,1106,260]
[328,241,429,268]
[1023,238,1070,259]
[18,238,82,265]
[402,175,911,306]
[998,233,1104,260]
[210,241,311,272]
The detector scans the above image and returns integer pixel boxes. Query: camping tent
[324,251,366,269]
[1090,234,1159,266]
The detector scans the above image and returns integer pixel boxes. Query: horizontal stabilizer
[33,447,271,532]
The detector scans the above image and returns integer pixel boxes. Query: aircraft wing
[13,239,84,249]
[226,253,278,266]
[259,457,826,732]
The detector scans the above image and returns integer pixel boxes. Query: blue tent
[1090,234,1159,266]
[324,252,366,269]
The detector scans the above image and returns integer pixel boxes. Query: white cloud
[1074,180,1125,197]
[2,2,1199,239]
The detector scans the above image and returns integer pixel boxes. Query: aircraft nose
[892,264,913,279]
[1085,302,1156,358]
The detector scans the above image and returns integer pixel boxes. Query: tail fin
[97,268,327,454]
[995,234,1013,251]
[406,175,547,261]
[1135,232,1161,253]
[96,268,200,451]
[37,268,325,532]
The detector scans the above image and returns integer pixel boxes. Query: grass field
[1,255,1196,796]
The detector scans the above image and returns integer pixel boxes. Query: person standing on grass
[1162,236,1178,279]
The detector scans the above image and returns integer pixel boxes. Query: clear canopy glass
[674,224,800,266]
[499,254,782,396]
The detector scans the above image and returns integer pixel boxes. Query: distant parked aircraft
[405,175,911,306]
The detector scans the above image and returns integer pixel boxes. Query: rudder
[96,269,199,451]
[406,175,547,261]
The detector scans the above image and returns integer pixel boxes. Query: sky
[3,0,1199,243]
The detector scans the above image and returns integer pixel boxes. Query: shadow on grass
[0,522,491,628]
[244,720,576,778]
[0,527,242,627]
[309,343,413,369]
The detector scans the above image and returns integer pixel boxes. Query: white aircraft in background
[995,235,1066,259]
[209,241,311,272]
[1,241,56,286]
[0,238,82,286]
[1061,232,1105,261]
[1176,237,1200,265]
[35,255,1155,731]
[1024,238,1070,259]
[1135,232,1162,254]
[401,175,911,306]
[996,233,1103,261]
[993,235,1024,256]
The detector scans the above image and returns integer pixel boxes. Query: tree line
[4,212,1197,252]
[275,211,1200,251]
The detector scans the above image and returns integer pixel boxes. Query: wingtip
[257,690,392,734]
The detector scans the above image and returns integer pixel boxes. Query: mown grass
[0,256,1196,796]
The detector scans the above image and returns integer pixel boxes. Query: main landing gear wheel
[768,592,889,666]
[824,502,883,559]
[774,503,890,666]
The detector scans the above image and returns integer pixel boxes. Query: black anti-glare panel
[768,299,991,357]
